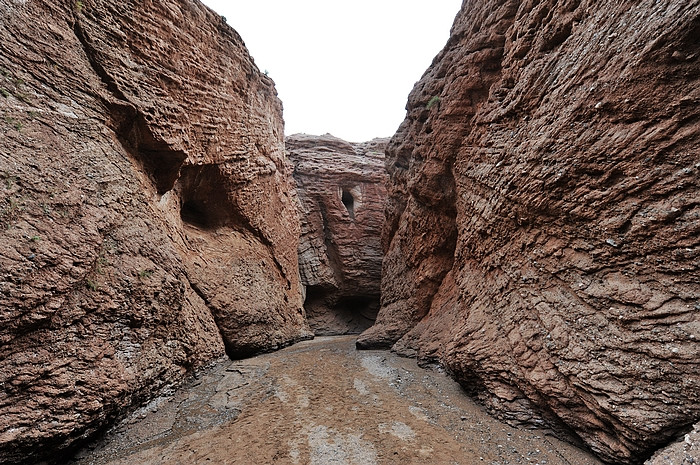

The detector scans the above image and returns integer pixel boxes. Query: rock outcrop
[287,134,387,335]
[0,0,309,462]
[359,1,700,463]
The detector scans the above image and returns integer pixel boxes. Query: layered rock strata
[0,0,310,462]
[287,134,388,335]
[359,1,700,464]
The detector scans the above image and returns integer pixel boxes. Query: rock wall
[359,1,700,463]
[0,0,310,462]
[287,134,387,335]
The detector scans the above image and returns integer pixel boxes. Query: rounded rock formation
[0,1,310,462]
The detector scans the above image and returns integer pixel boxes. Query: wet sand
[68,336,603,465]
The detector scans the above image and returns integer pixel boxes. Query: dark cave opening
[341,188,355,219]
[177,164,238,230]
[303,285,379,336]
[180,200,210,228]
[111,108,187,195]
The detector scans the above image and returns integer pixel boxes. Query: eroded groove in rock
[287,134,388,336]
[362,0,700,464]
[74,11,188,195]
[0,0,309,462]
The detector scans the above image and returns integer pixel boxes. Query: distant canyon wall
[0,0,309,462]
[359,0,700,464]
[288,134,388,335]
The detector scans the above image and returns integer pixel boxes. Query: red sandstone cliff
[358,1,700,463]
[287,134,388,335]
[0,0,310,462]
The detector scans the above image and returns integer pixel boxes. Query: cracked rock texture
[287,134,388,335]
[0,0,309,463]
[359,0,700,463]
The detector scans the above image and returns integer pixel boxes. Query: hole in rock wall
[681,16,700,54]
[114,111,187,195]
[341,188,355,219]
[303,285,379,336]
[178,164,238,229]
[180,200,209,228]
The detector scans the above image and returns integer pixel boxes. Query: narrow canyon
[0,1,698,465]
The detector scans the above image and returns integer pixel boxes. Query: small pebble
[672,50,686,61]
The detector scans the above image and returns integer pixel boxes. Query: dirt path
[69,336,603,465]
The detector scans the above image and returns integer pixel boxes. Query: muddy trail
[67,337,603,465]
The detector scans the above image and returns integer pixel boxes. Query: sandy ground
[67,336,603,465]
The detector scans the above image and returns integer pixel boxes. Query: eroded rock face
[359,1,700,463]
[287,134,388,335]
[0,0,309,462]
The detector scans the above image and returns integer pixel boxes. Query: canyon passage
[1,0,699,465]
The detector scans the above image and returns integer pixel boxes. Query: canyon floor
[67,336,603,465]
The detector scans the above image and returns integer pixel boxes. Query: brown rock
[0,0,309,462]
[360,1,700,463]
[287,134,388,335]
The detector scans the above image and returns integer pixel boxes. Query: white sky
[201,0,462,142]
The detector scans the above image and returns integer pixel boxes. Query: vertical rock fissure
[341,188,355,219]
[318,199,345,288]
[184,274,231,358]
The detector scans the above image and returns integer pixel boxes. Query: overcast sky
[200,0,462,142]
